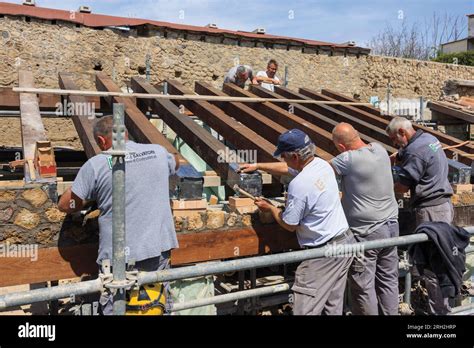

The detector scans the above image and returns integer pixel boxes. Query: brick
[206,210,225,229]
[173,209,207,218]
[14,209,40,230]
[229,197,255,208]
[21,188,48,208]
[171,199,207,210]
[452,184,473,194]
[0,190,16,202]
[44,207,66,223]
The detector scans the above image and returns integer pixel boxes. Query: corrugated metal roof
[0,1,369,53]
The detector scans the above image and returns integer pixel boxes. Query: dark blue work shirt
[396,130,453,208]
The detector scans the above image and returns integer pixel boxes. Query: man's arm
[58,187,87,214]
[174,154,181,171]
[255,200,297,232]
[239,162,289,176]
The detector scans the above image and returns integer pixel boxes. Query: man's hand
[255,198,273,212]
[389,152,398,166]
[272,79,281,85]
[239,163,258,173]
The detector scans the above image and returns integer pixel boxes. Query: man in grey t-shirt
[58,116,179,315]
[331,123,399,315]
[224,65,258,88]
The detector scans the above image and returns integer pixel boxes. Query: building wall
[441,39,469,55]
[1,16,474,149]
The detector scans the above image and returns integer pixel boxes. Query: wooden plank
[320,88,474,155]
[95,72,187,165]
[222,83,336,160]
[302,87,392,132]
[18,70,48,182]
[0,87,101,111]
[12,86,373,106]
[195,81,287,145]
[167,80,278,165]
[428,101,474,124]
[321,88,382,117]
[131,77,238,182]
[0,226,299,287]
[58,73,101,158]
[257,85,397,154]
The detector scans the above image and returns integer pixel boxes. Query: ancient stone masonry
[0,182,97,247]
[1,16,474,149]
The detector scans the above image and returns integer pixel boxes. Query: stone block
[206,210,225,229]
[21,188,48,208]
[187,212,204,231]
[0,190,16,202]
[14,209,40,230]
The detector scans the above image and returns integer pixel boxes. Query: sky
[4,0,474,46]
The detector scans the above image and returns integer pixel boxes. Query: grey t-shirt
[72,141,179,264]
[224,65,254,88]
[331,143,398,236]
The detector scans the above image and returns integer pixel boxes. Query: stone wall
[1,16,474,149]
[1,16,474,101]
[0,180,273,249]
[0,182,98,248]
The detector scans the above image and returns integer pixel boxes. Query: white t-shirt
[282,158,349,247]
[256,71,280,92]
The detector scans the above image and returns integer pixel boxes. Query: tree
[368,12,467,60]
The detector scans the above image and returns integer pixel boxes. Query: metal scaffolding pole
[111,103,127,315]
[138,228,474,285]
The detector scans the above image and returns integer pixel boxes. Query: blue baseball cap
[273,129,314,157]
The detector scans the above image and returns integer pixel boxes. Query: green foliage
[432,51,474,66]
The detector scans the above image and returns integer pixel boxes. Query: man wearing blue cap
[240,129,355,315]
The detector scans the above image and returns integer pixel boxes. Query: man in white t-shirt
[239,129,355,315]
[256,59,281,92]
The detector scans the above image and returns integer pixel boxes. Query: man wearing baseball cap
[240,129,355,315]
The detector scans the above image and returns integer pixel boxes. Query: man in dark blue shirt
[386,117,454,315]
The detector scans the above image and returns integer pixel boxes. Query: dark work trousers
[348,220,400,315]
